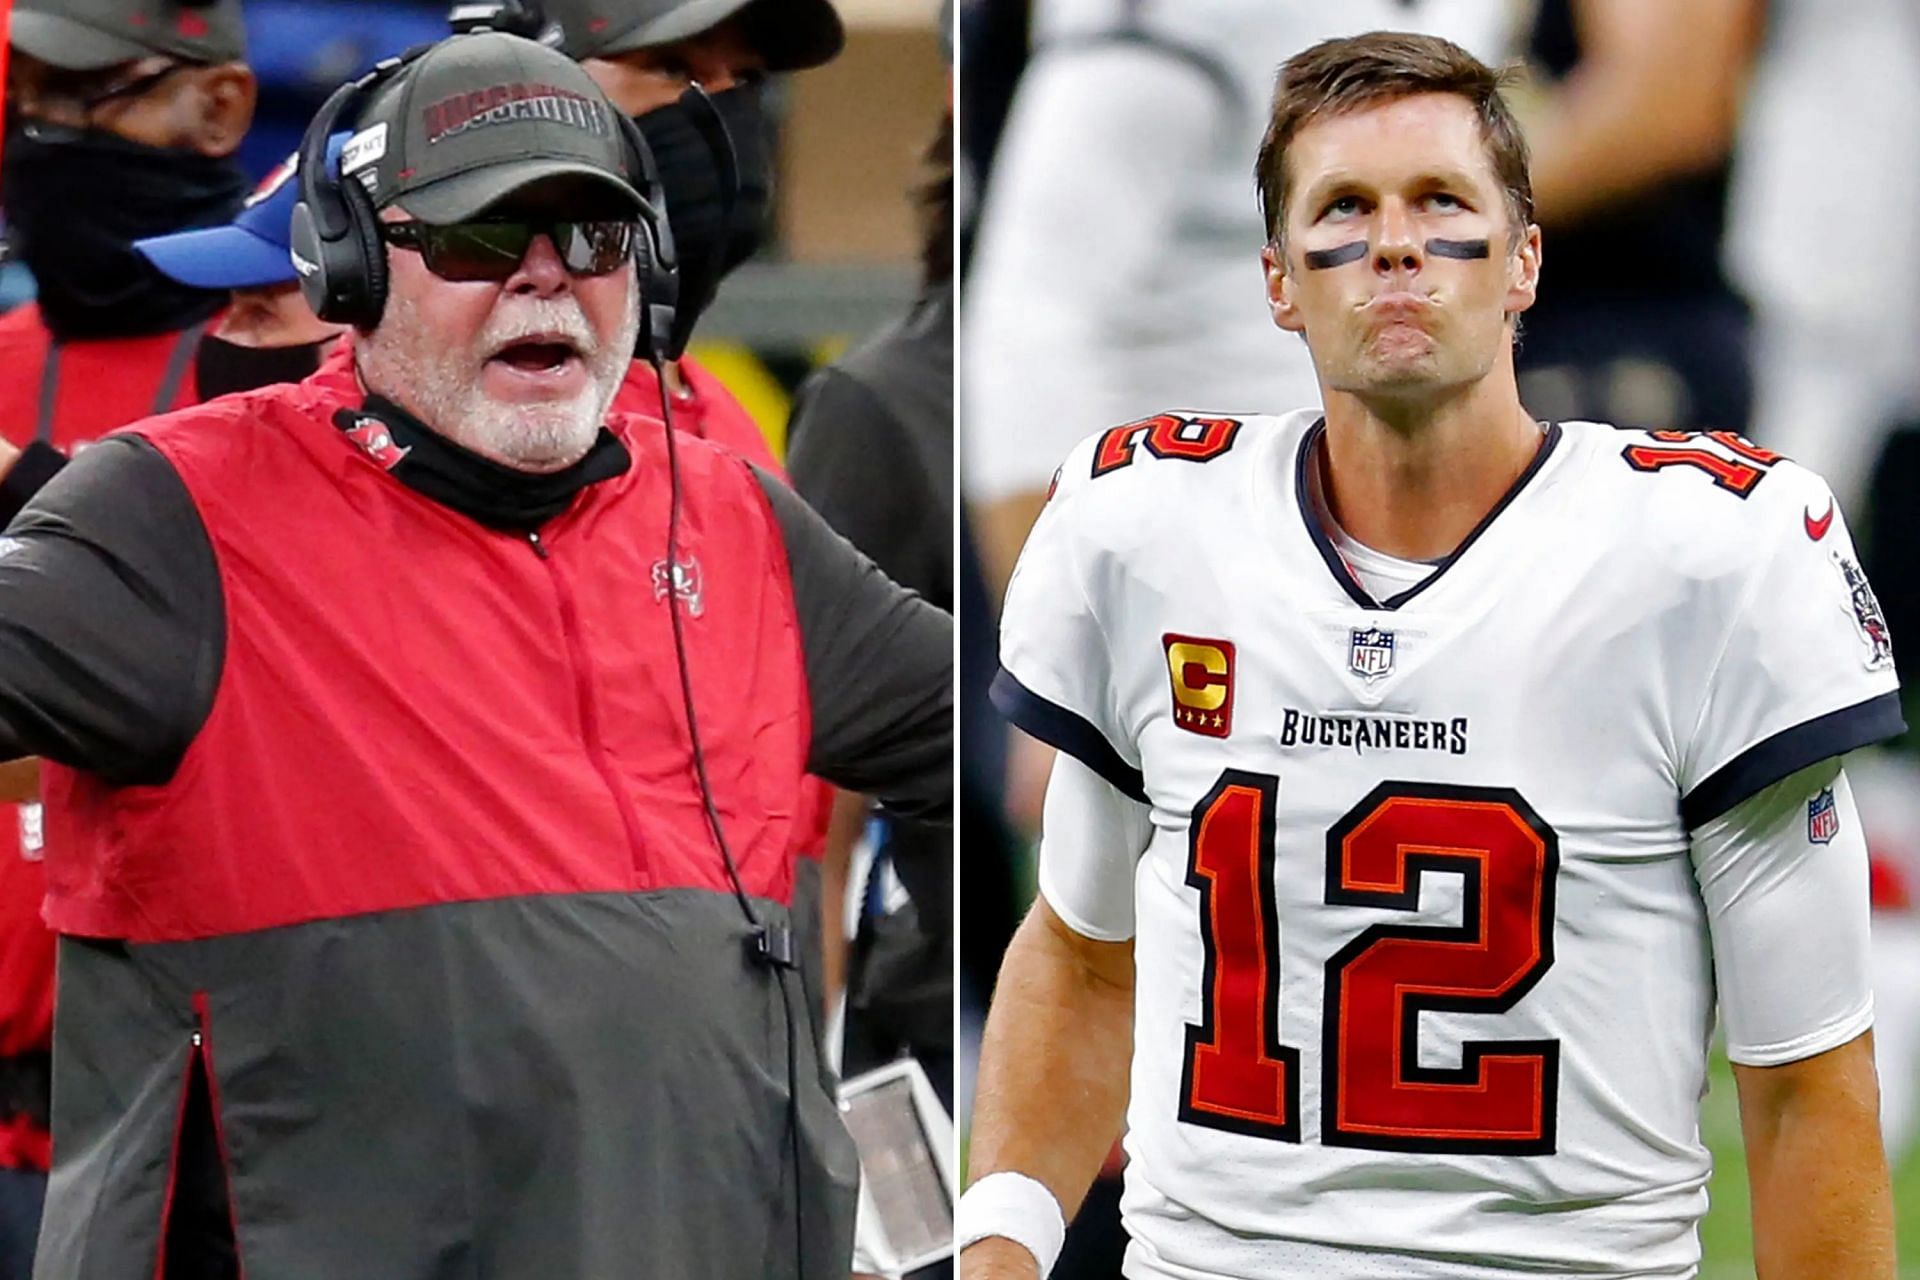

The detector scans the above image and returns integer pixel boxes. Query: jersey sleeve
[1679,471,1904,828]
[1692,761,1874,1066]
[989,456,1146,802]
[1037,751,1155,941]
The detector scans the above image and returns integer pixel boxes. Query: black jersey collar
[334,396,631,532]
[1295,417,1562,611]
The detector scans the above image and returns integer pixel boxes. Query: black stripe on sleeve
[1681,691,1907,829]
[990,666,1147,803]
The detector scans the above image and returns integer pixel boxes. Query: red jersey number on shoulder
[1092,414,1243,478]
[1620,429,1785,498]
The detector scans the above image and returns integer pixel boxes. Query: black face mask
[193,334,333,402]
[1,123,246,342]
[334,396,632,532]
[634,83,774,359]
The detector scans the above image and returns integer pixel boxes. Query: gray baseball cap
[543,0,843,72]
[342,31,646,224]
[10,0,246,71]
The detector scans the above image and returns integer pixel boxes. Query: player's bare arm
[1517,0,1762,224]
[962,897,1134,1279]
[1736,1032,1894,1278]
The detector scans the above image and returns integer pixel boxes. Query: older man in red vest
[0,29,949,1280]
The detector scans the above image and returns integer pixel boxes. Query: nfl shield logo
[1808,788,1840,844]
[1349,627,1396,682]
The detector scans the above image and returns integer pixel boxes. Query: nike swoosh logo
[1806,499,1835,541]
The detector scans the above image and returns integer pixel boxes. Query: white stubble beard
[360,279,643,473]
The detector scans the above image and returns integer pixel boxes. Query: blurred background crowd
[955,0,1920,1273]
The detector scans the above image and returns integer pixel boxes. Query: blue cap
[136,133,350,291]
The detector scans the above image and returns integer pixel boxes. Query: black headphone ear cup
[613,110,678,363]
[340,174,387,328]
[288,200,334,321]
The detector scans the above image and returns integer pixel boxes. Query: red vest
[40,372,812,943]
[0,303,205,452]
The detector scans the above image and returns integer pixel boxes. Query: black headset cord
[654,365,811,1276]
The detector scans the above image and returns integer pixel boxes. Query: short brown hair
[1255,32,1534,247]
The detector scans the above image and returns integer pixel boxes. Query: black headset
[287,36,680,364]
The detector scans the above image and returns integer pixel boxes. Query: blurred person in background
[0,5,252,1265]
[0,136,358,509]
[787,93,954,1280]
[0,0,256,445]
[1725,0,1920,513]
[1510,0,1765,433]
[531,0,844,472]
[134,135,354,401]
[786,85,954,1209]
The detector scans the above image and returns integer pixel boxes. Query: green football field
[1697,1049,1919,1277]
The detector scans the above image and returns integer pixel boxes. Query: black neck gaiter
[334,396,632,532]
[1,124,247,342]
[194,334,331,401]
[634,83,774,359]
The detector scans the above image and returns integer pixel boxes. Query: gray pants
[0,1166,45,1280]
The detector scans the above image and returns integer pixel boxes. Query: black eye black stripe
[1304,241,1367,270]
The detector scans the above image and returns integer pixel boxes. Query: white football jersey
[994,411,1904,1278]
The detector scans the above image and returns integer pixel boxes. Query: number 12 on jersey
[1182,771,1561,1154]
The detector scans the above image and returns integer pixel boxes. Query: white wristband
[956,1171,1068,1277]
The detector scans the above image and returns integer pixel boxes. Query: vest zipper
[156,996,243,1278]
[530,531,650,883]
[155,1030,199,1273]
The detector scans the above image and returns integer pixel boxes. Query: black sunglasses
[6,61,187,143]
[379,219,640,282]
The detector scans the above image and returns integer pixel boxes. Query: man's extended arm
[751,468,951,824]
[1517,0,1762,224]
[1735,1032,1894,1278]
[962,896,1133,1279]
[0,437,222,782]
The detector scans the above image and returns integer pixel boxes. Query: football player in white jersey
[959,31,1902,1280]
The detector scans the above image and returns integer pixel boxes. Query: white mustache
[481,300,600,360]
